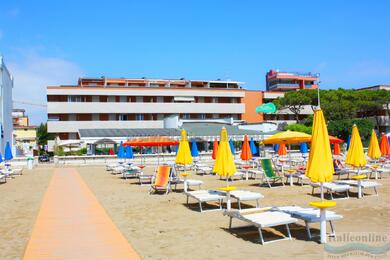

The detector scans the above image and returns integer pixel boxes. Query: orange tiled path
[23,168,140,260]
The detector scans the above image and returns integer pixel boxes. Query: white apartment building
[47,77,264,140]
[0,55,14,154]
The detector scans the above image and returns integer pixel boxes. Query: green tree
[328,118,374,145]
[284,123,312,134]
[273,90,312,122]
[37,123,55,148]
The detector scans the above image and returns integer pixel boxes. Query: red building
[266,70,319,92]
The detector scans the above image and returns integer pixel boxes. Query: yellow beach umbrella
[175,129,193,165]
[305,109,335,244]
[262,130,311,145]
[213,127,237,183]
[367,130,381,160]
[345,125,367,168]
[305,109,334,185]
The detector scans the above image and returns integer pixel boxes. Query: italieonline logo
[324,232,390,259]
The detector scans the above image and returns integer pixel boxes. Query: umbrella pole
[319,181,327,243]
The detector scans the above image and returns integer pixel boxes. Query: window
[118,114,128,121]
[199,114,206,119]
[136,114,144,121]
[181,114,190,119]
[67,96,84,102]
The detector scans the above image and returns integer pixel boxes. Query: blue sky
[1,0,390,123]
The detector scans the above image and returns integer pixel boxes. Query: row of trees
[273,89,390,143]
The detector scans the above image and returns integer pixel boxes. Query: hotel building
[47,77,263,140]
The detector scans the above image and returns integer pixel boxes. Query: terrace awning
[123,137,179,147]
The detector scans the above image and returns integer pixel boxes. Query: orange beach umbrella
[240,135,252,161]
[379,133,390,156]
[212,139,219,160]
[277,143,287,156]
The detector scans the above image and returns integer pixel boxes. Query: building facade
[266,70,319,91]
[0,55,14,154]
[12,109,37,156]
[47,77,263,140]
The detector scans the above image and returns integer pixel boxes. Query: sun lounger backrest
[261,159,276,178]
[154,165,171,187]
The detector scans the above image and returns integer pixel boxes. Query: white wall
[47,102,245,114]
[48,120,164,133]
[0,56,13,154]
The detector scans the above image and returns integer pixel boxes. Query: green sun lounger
[260,159,285,188]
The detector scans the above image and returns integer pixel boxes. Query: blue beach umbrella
[174,144,179,155]
[0,152,3,163]
[346,135,351,150]
[117,142,125,158]
[300,143,308,153]
[191,140,199,157]
[250,138,258,156]
[125,145,133,159]
[4,142,13,161]
[229,139,235,155]
[274,144,280,152]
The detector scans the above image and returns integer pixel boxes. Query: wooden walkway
[23,168,140,260]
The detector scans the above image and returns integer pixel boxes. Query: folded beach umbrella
[229,139,235,155]
[345,125,367,167]
[333,143,341,156]
[0,152,3,163]
[212,138,219,160]
[277,143,287,156]
[117,142,125,158]
[191,140,199,157]
[274,144,279,152]
[305,109,334,196]
[240,135,252,161]
[250,137,258,156]
[346,135,351,150]
[379,133,390,156]
[367,130,381,159]
[305,109,334,244]
[4,142,13,161]
[213,127,237,184]
[175,129,193,165]
[125,145,133,159]
[300,143,308,153]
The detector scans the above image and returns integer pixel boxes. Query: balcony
[269,83,300,90]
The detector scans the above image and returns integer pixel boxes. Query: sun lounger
[335,180,382,197]
[260,159,284,188]
[122,166,141,179]
[224,208,297,244]
[0,174,6,183]
[149,165,171,194]
[228,190,264,209]
[185,190,263,212]
[273,206,343,239]
[185,190,225,212]
[194,165,213,175]
[310,182,351,200]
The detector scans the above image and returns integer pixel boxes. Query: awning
[123,137,179,147]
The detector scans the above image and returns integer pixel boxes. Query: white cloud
[7,52,84,124]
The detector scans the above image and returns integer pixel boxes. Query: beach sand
[1,164,389,259]
[0,166,53,260]
[78,165,390,260]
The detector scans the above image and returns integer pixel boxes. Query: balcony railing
[269,83,300,89]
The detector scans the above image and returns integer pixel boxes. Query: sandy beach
[0,167,53,260]
[1,165,389,259]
